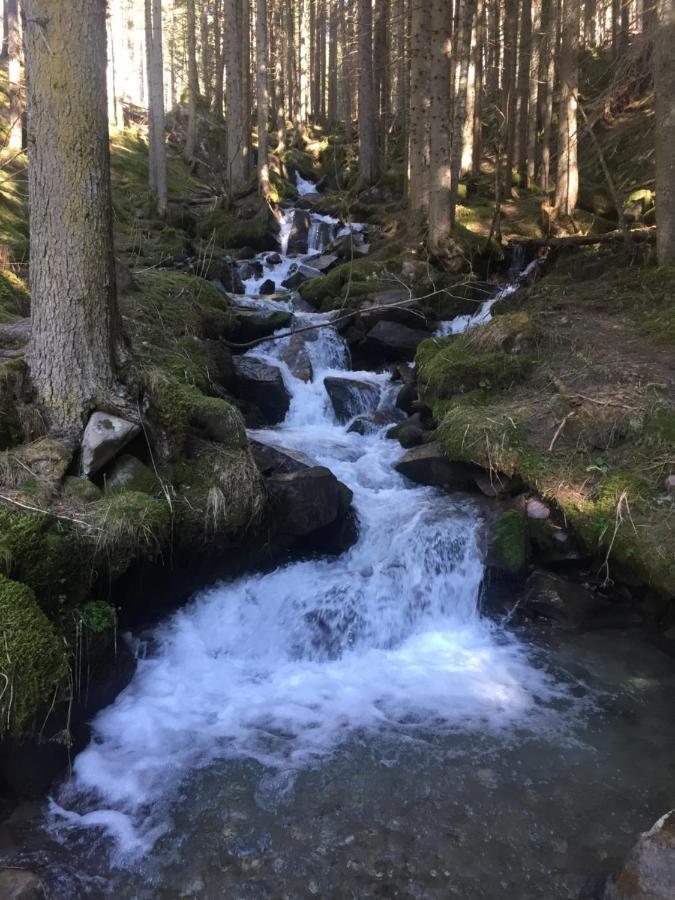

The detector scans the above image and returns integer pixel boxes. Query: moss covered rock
[298,259,391,310]
[489,510,529,575]
[198,207,277,251]
[0,574,69,735]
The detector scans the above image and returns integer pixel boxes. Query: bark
[6,0,21,151]
[213,0,224,116]
[357,0,379,184]
[318,0,327,121]
[408,0,430,211]
[298,0,309,140]
[286,0,298,138]
[450,0,474,225]
[145,0,167,216]
[274,0,287,153]
[502,0,519,198]
[374,0,389,165]
[23,0,122,428]
[240,0,251,177]
[256,0,271,199]
[537,0,558,191]
[341,0,354,142]
[583,0,596,45]
[225,0,247,190]
[428,0,452,250]
[471,0,485,173]
[526,0,542,185]
[186,0,199,161]
[486,0,500,101]
[516,0,532,186]
[654,0,675,263]
[554,0,579,218]
[461,10,477,175]
[200,3,211,108]
[327,0,338,122]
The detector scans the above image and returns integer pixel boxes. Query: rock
[287,209,312,253]
[0,869,45,899]
[238,260,264,281]
[105,454,157,494]
[395,383,417,415]
[276,333,314,382]
[281,269,306,290]
[487,510,529,575]
[62,475,102,503]
[324,375,380,423]
[386,420,424,448]
[526,497,551,520]
[232,357,291,425]
[227,309,291,343]
[307,252,338,272]
[599,809,675,900]
[267,466,350,536]
[259,278,276,295]
[15,437,73,484]
[359,289,436,331]
[347,410,403,435]
[219,258,245,294]
[81,412,140,477]
[395,443,479,490]
[363,320,430,361]
[266,252,282,266]
[521,570,599,628]
[250,439,317,475]
[474,470,517,498]
[664,474,675,494]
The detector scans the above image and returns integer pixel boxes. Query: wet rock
[306,252,339,272]
[526,497,551,520]
[521,570,599,628]
[474,470,518,498]
[487,510,530,575]
[265,252,282,266]
[14,437,73,484]
[232,357,291,425]
[359,289,436,331]
[598,809,675,899]
[238,260,264,281]
[362,320,430,361]
[266,466,351,536]
[287,210,312,253]
[395,383,417,415]
[0,868,45,899]
[276,333,314,382]
[327,232,368,260]
[386,414,425,448]
[347,410,403,435]
[259,278,276,295]
[219,258,245,294]
[395,443,479,490]
[105,454,157,494]
[250,439,317,475]
[227,309,292,344]
[81,412,140,477]
[324,375,380,423]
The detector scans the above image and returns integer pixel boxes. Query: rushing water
[4,205,675,899]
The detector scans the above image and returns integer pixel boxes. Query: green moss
[283,147,316,180]
[491,510,529,574]
[416,334,534,402]
[0,269,29,323]
[0,574,69,735]
[62,476,102,504]
[198,207,274,250]
[90,490,172,574]
[298,259,391,310]
[79,599,117,635]
[269,169,298,203]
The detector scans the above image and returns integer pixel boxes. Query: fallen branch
[0,318,31,346]
[0,493,102,531]
[548,411,575,452]
[510,227,656,249]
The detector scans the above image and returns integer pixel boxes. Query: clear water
[4,220,674,899]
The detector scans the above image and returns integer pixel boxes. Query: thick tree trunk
[461,11,477,175]
[145,0,167,216]
[357,0,379,184]
[374,0,389,166]
[526,0,542,185]
[554,0,579,218]
[428,0,452,250]
[471,0,485,173]
[240,0,252,178]
[584,0,596,45]
[200,3,211,109]
[516,0,532,186]
[341,0,354,142]
[502,0,519,198]
[408,0,430,212]
[6,0,21,152]
[486,0,500,101]
[449,0,474,225]
[225,0,247,190]
[298,0,309,141]
[23,0,122,429]
[256,0,270,199]
[186,0,199,161]
[538,0,558,191]
[654,0,675,263]
[327,0,338,123]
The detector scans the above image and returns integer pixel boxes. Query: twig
[0,494,102,531]
[548,411,575,452]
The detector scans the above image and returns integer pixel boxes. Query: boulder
[276,333,314,382]
[386,418,425,448]
[598,809,675,900]
[250,439,317,475]
[395,443,478,490]
[362,320,430,361]
[266,466,350,536]
[219,259,245,294]
[347,410,403,435]
[265,252,282,266]
[487,510,530,575]
[474,470,518,498]
[62,475,101,503]
[395,383,417,415]
[324,375,380,423]
[259,278,276,295]
[238,260,264,281]
[306,252,339,272]
[226,309,291,344]
[232,357,291,425]
[521,570,599,629]
[14,436,73,484]
[359,289,436,331]
[105,454,157,494]
[287,209,311,253]
[0,869,45,900]
[81,412,140,477]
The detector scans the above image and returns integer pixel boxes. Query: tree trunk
[450,0,474,225]
[23,0,122,429]
[145,0,167,216]
[538,0,558,191]
[471,0,485,173]
[486,0,500,101]
[186,0,199,161]
[225,0,247,190]
[240,0,252,177]
[200,3,211,109]
[341,0,354,142]
[461,10,477,175]
[408,0,430,212]
[256,0,270,199]
[298,0,309,141]
[526,0,542,185]
[374,0,389,166]
[554,0,579,218]
[516,0,532,187]
[357,0,379,184]
[654,0,675,263]
[327,0,338,122]
[428,0,452,250]
[584,0,596,45]
[502,0,519,198]
[6,0,22,152]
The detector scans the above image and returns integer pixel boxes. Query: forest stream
[3,200,675,899]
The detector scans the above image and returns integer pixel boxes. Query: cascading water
[11,198,675,899]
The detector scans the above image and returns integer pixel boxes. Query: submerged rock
[395,443,478,489]
[521,570,599,629]
[81,412,140,477]
[232,357,291,425]
[324,375,380,423]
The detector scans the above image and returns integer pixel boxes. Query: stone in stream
[265,252,282,266]
[386,415,425,448]
[276,332,314,382]
[347,410,403,436]
[362,320,431,362]
[226,309,291,344]
[219,258,244,294]
[81,412,141,477]
[238,260,264,281]
[323,375,380,423]
[287,210,312,253]
[249,438,317,475]
[359,289,436,331]
[520,570,600,629]
[395,383,417,415]
[259,278,276,295]
[282,262,323,290]
[232,356,291,425]
[394,442,479,490]
[590,808,675,900]
[304,252,339,272]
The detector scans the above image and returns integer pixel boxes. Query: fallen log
[509,226,656,249]
[0,317,31,346]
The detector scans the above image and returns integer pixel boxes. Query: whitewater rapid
[48,208,573,862]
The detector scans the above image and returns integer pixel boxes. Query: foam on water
[50,230,574,860]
